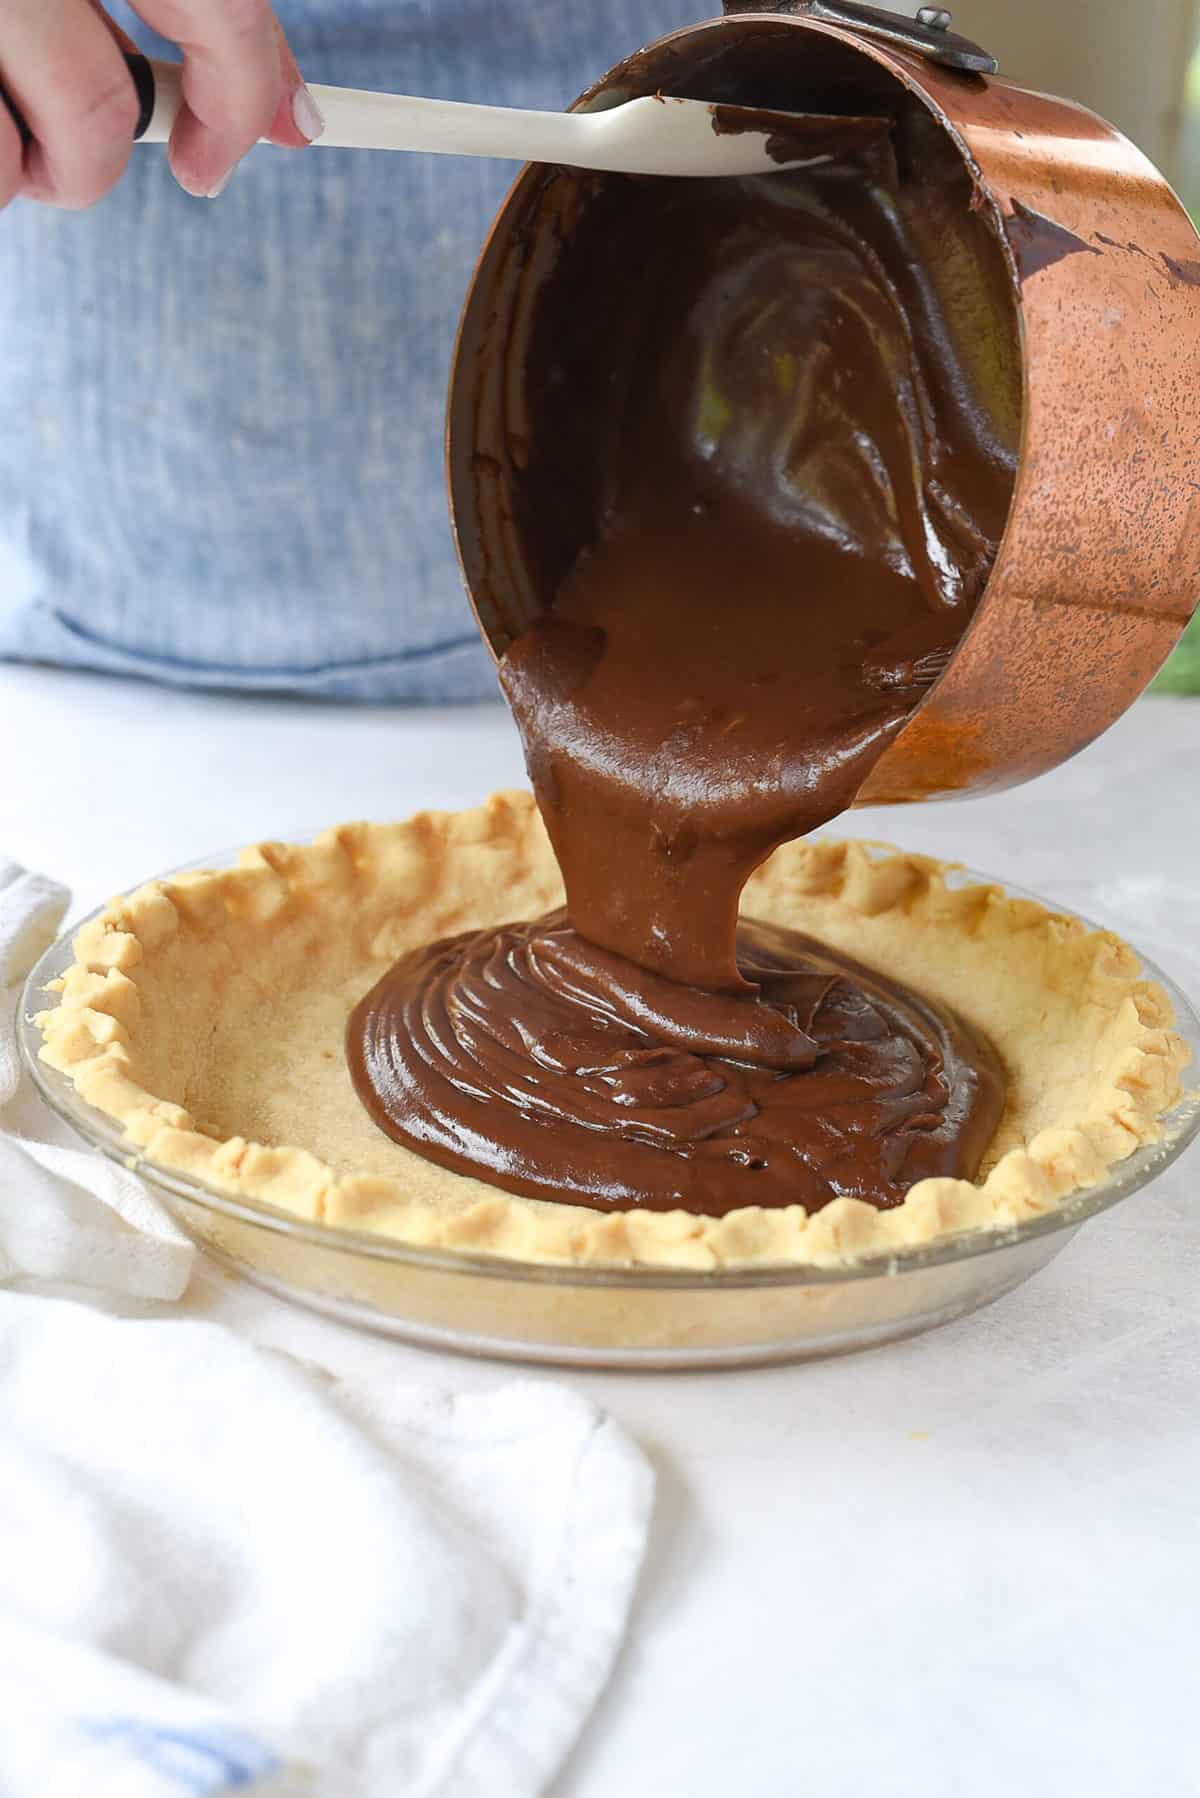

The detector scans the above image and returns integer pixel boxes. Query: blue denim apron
[0,0,699,699]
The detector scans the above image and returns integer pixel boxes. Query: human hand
[0,0,323,209]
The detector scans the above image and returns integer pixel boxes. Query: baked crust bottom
[36,793,1189,1270]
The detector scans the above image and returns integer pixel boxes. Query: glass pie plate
[17,850,1200,1370]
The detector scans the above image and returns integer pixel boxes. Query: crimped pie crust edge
[35,792,1190,1270]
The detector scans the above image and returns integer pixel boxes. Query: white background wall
[947,0,1198,184]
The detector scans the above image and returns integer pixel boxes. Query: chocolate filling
[348,69,1021,1218]
[350,912,1003,1215]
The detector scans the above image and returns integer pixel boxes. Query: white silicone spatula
[132,57,885,179]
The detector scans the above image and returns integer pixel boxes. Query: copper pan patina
[446,1,1200,804]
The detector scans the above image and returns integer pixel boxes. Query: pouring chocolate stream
[348,119,1018,1215]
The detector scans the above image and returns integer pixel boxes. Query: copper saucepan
[446,0,1200,804]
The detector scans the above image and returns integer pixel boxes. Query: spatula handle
[134,59,604,165]
[1,52,601,166]
[1,50,159,147]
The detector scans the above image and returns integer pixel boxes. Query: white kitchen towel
[0,859,195,1300]
[0,1290,653,1798]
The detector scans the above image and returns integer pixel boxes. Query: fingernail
[206,164,236,199]
[291,84,325,143]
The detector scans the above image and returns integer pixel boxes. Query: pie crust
[35,792,1190,1270]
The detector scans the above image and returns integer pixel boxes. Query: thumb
[264,15,323,148]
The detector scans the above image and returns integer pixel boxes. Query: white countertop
[4,663,1198,1798]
